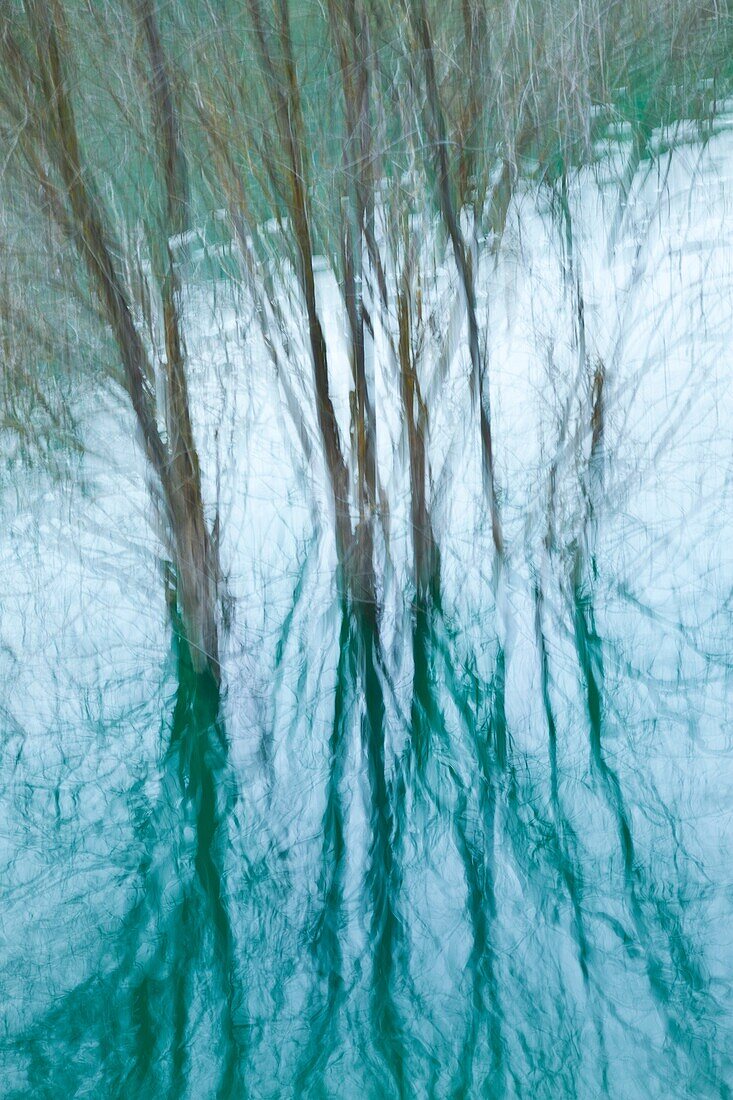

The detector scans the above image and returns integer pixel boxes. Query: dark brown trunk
[248,0,353,568]
[397,257,437,600]
[409,0,503,560]
[29,0,220,677]
[328,0,378,604]
[137,0,220,675]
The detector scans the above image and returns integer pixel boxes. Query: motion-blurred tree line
[0,0,730,672]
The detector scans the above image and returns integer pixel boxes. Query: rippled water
[3,125,733,1098]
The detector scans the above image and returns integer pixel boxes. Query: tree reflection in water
[1,0,733,1095]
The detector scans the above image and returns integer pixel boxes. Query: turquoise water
[2,399,733,1098]
[2,55,733,1100]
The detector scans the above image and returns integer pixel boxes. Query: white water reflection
[2,120,733,1097]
